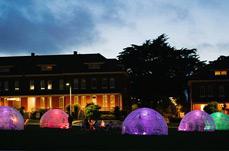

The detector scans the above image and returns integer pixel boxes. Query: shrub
[114,106,122,120]
[85,103,101,120]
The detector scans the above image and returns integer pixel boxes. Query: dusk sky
[0,0,229,61]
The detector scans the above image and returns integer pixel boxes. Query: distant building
[0,52,128,113]
[188,56,229,114]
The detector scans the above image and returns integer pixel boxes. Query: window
[4,81,9,91]
[59,79,64,90]
[219,85,225,97]
[47,80,52,90]
[92,95,97,105]
[200,86,206,97]
[81,96,86,108]
[81,79,86,89]
[101,78,108,89]
[40,97,45,109]
[86,63,102,69]
[0,66,11,72]
[73,79,79,89]
[91,78,97,89]
[0,82,2,91]
[30,80,34,90]
[208,86,213,97]
[39,64,54,71]
[14,80,19,91]
[74,96,79,104]
[110,95,116,109]
[215,70,227,76]
[40,80,45,90]
[109,78,115,89]
[59,97,64,109]
[102,95,108,111]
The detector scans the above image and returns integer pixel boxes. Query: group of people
[82,119,113,131]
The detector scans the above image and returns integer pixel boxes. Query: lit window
[30,80,34,90]
[101,78,108,89]
[40,97,45,109]
[92,95,97,105]
[59,79,64,90]
[102,95,108,111]
[39,64,54,71]
[110,95,116,109]
[109,78,115,89]
[40,80,45,90]
[47,80,52,90]
[73,79,79,89]
[215,70,227,76]
[59,97,64,109]
[81,96,86,108]
[74,96,79,104]
[91,78,97,89]
[81,79,86,89]
[14,80,19,91]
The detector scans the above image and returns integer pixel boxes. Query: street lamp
[66,83,72,115]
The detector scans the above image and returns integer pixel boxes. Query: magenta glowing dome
[178,110,215,132]
[40,109,69,129]
[0,106,24,130]
[122,108,168,135]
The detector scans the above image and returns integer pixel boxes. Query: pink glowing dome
[178,110,215,132]
[40,109,69,129]
[122,108,168,135]
[0,106,24,130]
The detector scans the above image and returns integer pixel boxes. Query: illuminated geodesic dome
[211,112,229,130]
[0,106,24,130]
[122,108,168,135]
[178,110,215,132]
[40,109,69,129]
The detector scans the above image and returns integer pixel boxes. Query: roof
[0,52,125,75]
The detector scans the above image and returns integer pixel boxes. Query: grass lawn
[0,125,228,150]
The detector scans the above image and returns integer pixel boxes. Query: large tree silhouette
[118,34,205,107]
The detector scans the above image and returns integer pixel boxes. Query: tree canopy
[118,34,205,107]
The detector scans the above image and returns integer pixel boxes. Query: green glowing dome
[211,112,229,130]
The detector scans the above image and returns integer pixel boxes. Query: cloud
[0,0,98,55]
[0,0,229,61]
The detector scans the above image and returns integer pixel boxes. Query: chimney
[31,52,35,56]
[73,51,78,55]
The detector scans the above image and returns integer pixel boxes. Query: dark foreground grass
[0,125,228,150]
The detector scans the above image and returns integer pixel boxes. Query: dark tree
[203,102,219,114]
[118,34,205,108]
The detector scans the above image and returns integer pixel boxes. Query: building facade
[188,57,229,114]
[0,52,128,113]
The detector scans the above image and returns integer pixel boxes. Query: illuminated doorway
[28,97,35,112]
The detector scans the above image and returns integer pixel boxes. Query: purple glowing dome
[40,109,69,129]
[0,106,24,130]
[178,110,215,132]
[122,108,168,135]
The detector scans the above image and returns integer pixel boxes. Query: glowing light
[122,108,168,135]
[0,106,24,130]
[178,110,215,132]
[211,112,229,130]
[40,109,69,129]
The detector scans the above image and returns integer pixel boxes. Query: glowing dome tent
[40,109,69,129]
[122,108,168,135]
[0,106,24,130]
[211,112,229,130]
[178,110,215,132]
